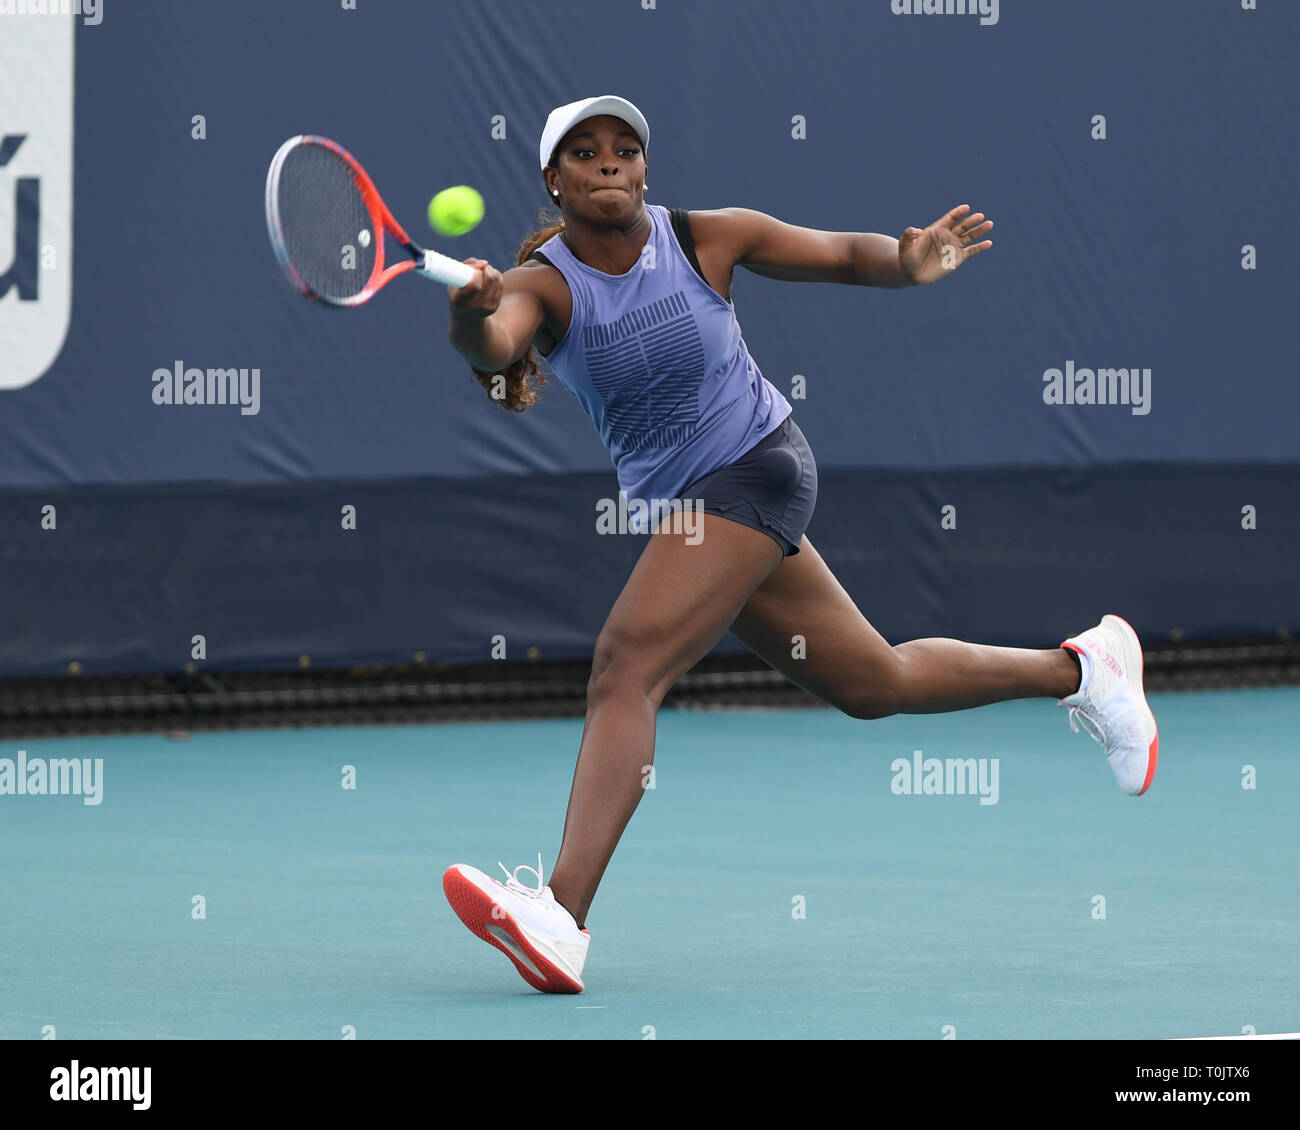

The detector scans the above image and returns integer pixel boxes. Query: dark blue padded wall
[0,0,1295,676]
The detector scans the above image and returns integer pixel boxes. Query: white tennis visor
[539,95,650,172]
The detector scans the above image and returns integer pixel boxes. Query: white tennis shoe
[443,855,589,993]
[1059,614,1159,795]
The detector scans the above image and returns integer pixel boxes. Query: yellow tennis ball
[428,186,484,236]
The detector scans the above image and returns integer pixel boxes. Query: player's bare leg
[545,515,784,926]
[728,536,1079,717]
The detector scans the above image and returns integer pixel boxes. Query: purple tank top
[533,204,791,522]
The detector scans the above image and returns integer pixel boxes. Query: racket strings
[272,143,377,302]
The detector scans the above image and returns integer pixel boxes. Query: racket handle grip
[416,250,476,288]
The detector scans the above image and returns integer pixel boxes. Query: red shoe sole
[442,868,584,994]
[1106,614,1159,795]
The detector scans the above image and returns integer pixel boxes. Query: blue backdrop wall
[1,0,1295,677]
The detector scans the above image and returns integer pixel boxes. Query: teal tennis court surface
[3,687,1295,1040]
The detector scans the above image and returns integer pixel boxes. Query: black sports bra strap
[669,208,709,288]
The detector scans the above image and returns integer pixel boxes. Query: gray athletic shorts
[680,415,818,557]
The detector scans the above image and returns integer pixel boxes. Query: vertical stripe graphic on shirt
[583,290,704,452]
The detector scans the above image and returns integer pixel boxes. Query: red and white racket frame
[265,134,475,307]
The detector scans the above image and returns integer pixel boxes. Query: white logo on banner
[0,11,74,390]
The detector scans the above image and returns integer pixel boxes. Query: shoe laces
[1067,691,1145,762]
[497,853,547,900]
[1068,703,1106,746]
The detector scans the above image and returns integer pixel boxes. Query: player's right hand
[448,258,502,318]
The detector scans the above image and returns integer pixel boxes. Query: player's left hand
[898,204,993,286]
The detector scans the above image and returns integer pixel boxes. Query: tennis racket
[264,134,475,306]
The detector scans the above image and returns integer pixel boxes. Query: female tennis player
[441,95,1158,994]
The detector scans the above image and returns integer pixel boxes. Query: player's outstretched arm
[447,260,546,372]
[711,204,992,290]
